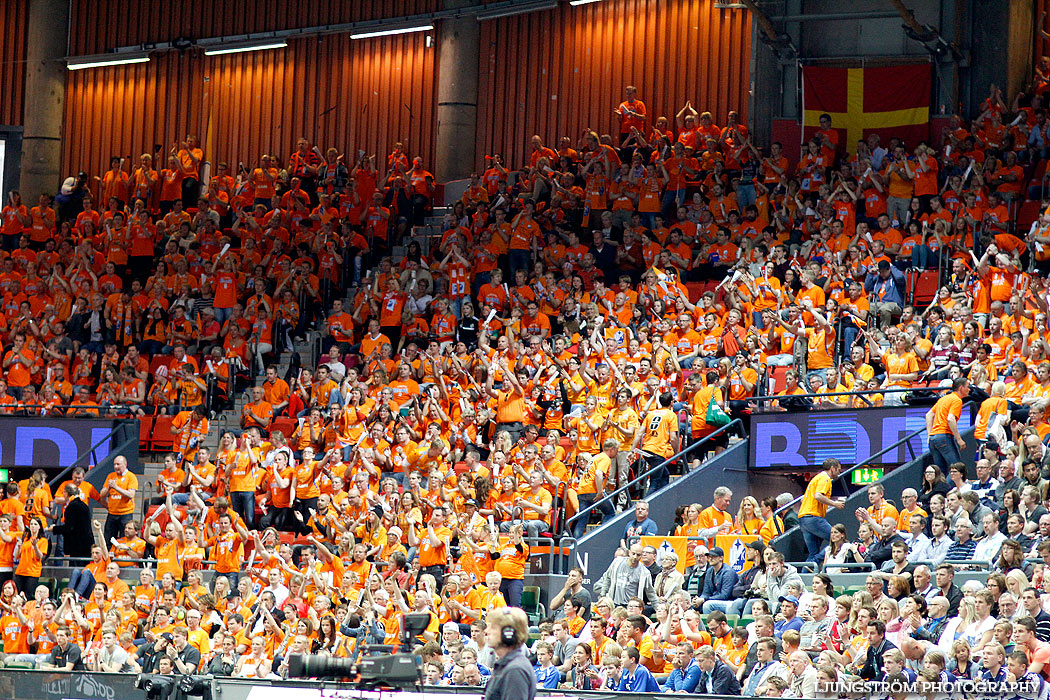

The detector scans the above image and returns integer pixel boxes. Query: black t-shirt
[49,642,85,671]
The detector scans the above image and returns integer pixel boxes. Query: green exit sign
[0,469,8,482]
[852,467,883,485]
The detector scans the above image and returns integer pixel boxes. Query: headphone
[501,624,519,647]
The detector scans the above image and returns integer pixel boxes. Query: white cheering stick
[962,162,974,182]
[944,145,952,157]
[485,308,498,326]
[218,243,231,259]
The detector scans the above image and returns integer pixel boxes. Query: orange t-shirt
[15,537,48,577]
[104,470,138,515]
[418,525,451,568]
[929,392,963,436]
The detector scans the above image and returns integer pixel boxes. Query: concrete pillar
[968,0,1033,114]
[21,0,70,199]
[434,0,479,184]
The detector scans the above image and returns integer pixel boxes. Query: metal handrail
[564,419,743,532]
[773,423,930,518]
[820,561,874,571]
[747,385,951,411]
[46,421,129,491]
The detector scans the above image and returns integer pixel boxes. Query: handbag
[705,400,732,427]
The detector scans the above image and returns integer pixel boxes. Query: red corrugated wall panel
[477,0,752,170]
[0,0,27,126]
[61,0,751,179]
[62,32,436,179]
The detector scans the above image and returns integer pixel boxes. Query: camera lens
[287,653,358,679]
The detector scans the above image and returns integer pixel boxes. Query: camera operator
[204,632,238,677]
[167,627,203,675]
[134,632,174,674]
[276,635,311,678]
[484,607,535,700]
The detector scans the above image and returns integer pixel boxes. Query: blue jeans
[230,490,256,529]
[726,598,759,616]
[644,452,670,495]
[928,434,962,477]
[912,245,939,271]
[736,183,757,210]
[104,513,132,546]
[68,568,96,598]
[500,578,524,608]
[702,599,734,615]
[509,250,531,275]
[799,515,832,563]
[573,494,614,540]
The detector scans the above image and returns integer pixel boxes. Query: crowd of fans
[1,68,1050,697]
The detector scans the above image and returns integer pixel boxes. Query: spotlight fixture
[66,52,150,70]
[350,25,434,40]
[203,40,288,56]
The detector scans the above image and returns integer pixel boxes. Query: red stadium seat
[151,415,175,452]
[148,355,171,378]
[1017,200,1041,232]
[139,416,154,451]
[912,271,939,307]
[270,417,297,439]
[769,366,789,395]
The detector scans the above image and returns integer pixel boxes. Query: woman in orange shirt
[735,496,763,536]
[82,581,111,642]
[675,504,703,570]
[491,523,529,608]
[220,432,259,530]
[373,277,406,350]
[159,156,184,215]
[13,516,48,595]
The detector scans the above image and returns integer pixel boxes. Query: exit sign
[852,467,883,485]
[0,469,8,482]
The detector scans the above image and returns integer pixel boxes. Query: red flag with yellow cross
[802,63,932,155]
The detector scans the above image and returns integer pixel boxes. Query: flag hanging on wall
[802,63,932,154]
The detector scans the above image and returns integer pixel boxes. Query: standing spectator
[798,458,847,562]
[621,500,657,547]
[100,455,138,544]
[50,483,92,560]
[174,135,203,206]
[926,378,971,476]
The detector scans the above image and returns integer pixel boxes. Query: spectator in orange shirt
[100,456,138,544]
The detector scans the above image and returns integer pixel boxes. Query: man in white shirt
[902,513,931,558]
[261,568,290,607]
[973,511,1007,563]
[912,515,952,566]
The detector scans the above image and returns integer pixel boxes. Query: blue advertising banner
[0,417,140,473]
[748,404,976,468]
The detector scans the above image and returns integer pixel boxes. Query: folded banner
[640,534,762,573]
[802,63,931,154]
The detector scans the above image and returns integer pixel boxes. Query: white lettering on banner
[575,551,588,576]
[75,672,117,700]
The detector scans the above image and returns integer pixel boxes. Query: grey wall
[797,0,942,59]
[749,0,1033,144]
[773,426,978,562]
[571,441,752,580]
